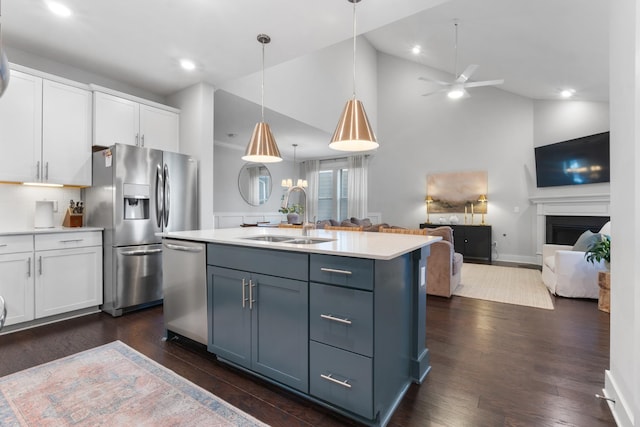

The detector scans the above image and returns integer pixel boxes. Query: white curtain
[347,155,368,219]
[304,159,320,223]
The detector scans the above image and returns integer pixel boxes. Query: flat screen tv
[534,131,610,188]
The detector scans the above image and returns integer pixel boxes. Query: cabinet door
[251,273,309,392]
[209,267,251,367]
[35,246,102,318]
[0,70,42,183]
[464,226,491,260]
[0,253,35,326]
[42,80,92,186]
[93,92,139,147]
[139,104,179,152]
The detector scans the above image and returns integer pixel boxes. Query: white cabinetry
[0,235,35,326]
[0,67,92,186]
[34,232,103,318]
[93,91,179,152]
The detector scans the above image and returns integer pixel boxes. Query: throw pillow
[340,220,359,227]
[351,217,372,227]
[572,230,601,252]
[316,220,331,229]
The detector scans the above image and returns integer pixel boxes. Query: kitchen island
[161,227,440,427]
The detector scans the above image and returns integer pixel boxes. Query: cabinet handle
[135,133,140,146]
[141,134,145,147]
[38,256,42,275]
[0,244,7,248]
[320,267,353,276]
[249,280,256,310]
[27,257,31,277]
[121,249,162,256]
[59,239,84,244]
[320,373,352,389]
[242,278,247,309]
[45,162,49,180]
[36,161,40,180]
[320,314,352,325]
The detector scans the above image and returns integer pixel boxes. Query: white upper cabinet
[0,67,92,186]
[0,70,43,183]
[42,80,93,186]
[93,90,179,152]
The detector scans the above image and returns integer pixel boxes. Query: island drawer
[310,254,373,290]
[310,340,373,419]
[0,234,33,255]
[310,282,372,357]
[207,243,308,281]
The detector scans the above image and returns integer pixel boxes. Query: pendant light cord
[351,0,357,99]
[453,20,459,79]
[261,39,265,122]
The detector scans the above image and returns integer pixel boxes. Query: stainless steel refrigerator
[84,144,198,317]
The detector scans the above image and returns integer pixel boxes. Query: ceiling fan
[419,20,504,99]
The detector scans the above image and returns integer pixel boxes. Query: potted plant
[279,204,304,224]
[585,234,611,269]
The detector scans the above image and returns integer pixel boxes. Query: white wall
[606,1,639,425]
[369,52,537,263]
[0,185,81,231]
[220,36,378,135]
[167,83,215,229]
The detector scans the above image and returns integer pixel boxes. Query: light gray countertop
[160,227,441,260]
[0,226,104,236]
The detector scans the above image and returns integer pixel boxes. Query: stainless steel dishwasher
[162,239,207,344]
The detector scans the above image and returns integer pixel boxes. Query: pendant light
[0,0,10,98]
[329,0,378,152]
[242,34,282,163]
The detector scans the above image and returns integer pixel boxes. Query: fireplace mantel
[529,193,610,262]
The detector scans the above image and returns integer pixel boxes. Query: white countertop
[0,226,104,236]
[161,227,441,260]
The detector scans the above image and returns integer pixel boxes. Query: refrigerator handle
[155,165,164,228]
[163,163,170,227]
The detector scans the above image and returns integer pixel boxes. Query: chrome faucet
[282,185,314,236]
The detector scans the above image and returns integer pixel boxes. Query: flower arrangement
[585,234,610,266]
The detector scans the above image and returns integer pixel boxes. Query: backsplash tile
[0,184,81,231]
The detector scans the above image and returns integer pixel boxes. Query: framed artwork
[427,171,488,213]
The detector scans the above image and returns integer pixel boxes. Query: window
[317,161,349,221]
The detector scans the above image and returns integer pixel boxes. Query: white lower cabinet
[0,231,102,331]
[0,250,35,327]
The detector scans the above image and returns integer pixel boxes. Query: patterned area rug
[0,341,269,426]
[453,264,554,310]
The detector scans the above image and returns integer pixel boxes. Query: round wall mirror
[238,163,272,206]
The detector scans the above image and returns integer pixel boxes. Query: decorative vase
[287,213,300,224]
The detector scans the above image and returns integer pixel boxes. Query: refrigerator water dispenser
[123,183,150,220]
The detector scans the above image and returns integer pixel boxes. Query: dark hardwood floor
[0,295,614,426]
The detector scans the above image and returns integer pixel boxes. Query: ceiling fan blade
[421,87,449,97]
[464,79,505,88]
[418,76,451,86]
[455,64,478,83]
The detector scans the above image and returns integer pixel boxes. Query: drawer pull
[121,249,162,256]
[320,314,352,325]
[320,373,352,389]
[320,267,353,276]
[0,244,7,248]
[59,239,84,243]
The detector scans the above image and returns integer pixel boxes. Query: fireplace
[545,215,610,245]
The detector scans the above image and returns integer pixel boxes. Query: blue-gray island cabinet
[198,230,434,427]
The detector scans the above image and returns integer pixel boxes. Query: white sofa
[541,221,610,298]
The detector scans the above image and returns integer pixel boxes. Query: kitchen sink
[243,235,294,242]
[242,235,335,245]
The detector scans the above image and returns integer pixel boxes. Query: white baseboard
[491,253,539,266]
[604,369,634,427]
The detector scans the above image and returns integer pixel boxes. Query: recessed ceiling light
[180,59,196,71]
[412,45,421,55]
[560,89,575,98]
[47,1,72,18]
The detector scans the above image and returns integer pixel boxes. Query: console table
[420,223,492,263]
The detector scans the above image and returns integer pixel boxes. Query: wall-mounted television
[534,131,610,188]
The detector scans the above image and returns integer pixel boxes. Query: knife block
[63,208,83,227]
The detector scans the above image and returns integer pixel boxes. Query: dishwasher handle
[164,243,203,253]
